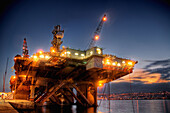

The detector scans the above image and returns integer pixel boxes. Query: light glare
[94,35,99,40]
[39,55,44,58]
[33,55,37,59]
[75,53,79,55]
[117,63,121,66]
[128,62,133,65]
[112,62,116,66]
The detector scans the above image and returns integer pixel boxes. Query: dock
[0,99,34,113]
[0,100,18,113]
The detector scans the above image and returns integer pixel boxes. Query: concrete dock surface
[0,99,34,113]
[0,100,18,113]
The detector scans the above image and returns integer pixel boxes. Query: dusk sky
[0,0,170,93]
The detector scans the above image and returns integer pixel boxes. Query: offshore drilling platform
[10,14,137,107]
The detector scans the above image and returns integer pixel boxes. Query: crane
[88,14,107,49]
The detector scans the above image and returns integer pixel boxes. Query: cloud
[113,69,170,84]
[112,59,170,84]
[144,59,170,80]
[144,59,170,69]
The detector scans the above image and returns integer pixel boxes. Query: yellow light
[39,50,43,54]
[98,83,103,87]
[51,49,55,53]
[90,51,93,55]
[81,54,85,56]
[39,55,44,58]
[122,61,125,64]
[117,63,121,66]
[102,16,107,21]
[96,48,101,54]
[128,62,133,66]
[33,55,37,59]
[62,46,65,49]
[12,90,15,93]
[75,53,79,55]
[11,76,16,80]
[98,81,103,87]
[106,61,110,65]
[45,55,50,59]
[95,35,99,40]
[112,62,116,66]
[105,58,111,65]
[67,51,71,54]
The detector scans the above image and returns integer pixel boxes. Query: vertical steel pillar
[76,84,88,106]
[14,75,18,99]
[30,77,35,101]
[94,82,98,107]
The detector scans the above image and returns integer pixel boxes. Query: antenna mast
[3,58,9,92]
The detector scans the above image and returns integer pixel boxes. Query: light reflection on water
[20,100,170,113]
[97,100,170,113]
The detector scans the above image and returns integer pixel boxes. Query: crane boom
[88,14,107,49]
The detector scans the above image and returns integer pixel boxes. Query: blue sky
[0,0,170,92]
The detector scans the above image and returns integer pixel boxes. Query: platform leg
[30,77,35,101]
[94,83,98,107]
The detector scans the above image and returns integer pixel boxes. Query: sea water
[98,100,170,113]
[20,100,170,113]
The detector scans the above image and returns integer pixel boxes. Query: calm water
[20,100,170,113]
[98,100,170,113]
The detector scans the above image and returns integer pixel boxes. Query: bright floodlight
[128,62,133,66]
[75,53,79,56]
[67,51,71,54]
[45,55,50,59]
[112,62,116,66]
[96,48,101,54]
[98,83,103,87]
[39,50,43,54]
[122,61,125,64]
[117,63,121,66]
[102,14,107,22]
[81,54,85,56]
[51,49,55,53]
[95,35,99,40]
[39,55,44,58]
[33,55,37,59]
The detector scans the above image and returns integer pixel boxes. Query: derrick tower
[51,25,64,56]
[22,38,29,58]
